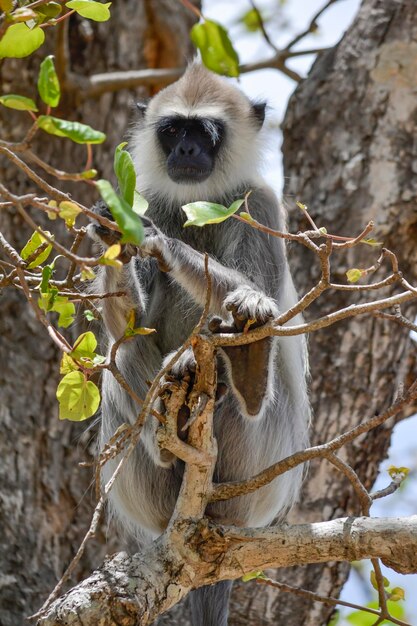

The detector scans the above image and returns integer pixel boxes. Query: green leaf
[296,200,308,210]
[37,115,106,144]
[124,309,155,337]
[20,230,53,268]
[69,331,105,367]
[65,0,111,22]
[240,8,262,32]
[0,0,13,13]
[56,371,100,421]
[40,264,54,292]
[36,2,62,18]
[361,238,383,247]
[132,191,149,216]
[80,168,97,179]
[386,600,405,619]
[99,243,123,269]
[58,200,82,228]
[38,287,75,327]
[38,290,57,311]
[114,142,136,206]
[46,199,58,220]
[96,179,144,245]
[60,352,79,374]
[389,587,405,602]
[190,19,239,77]
[241,570,266,582]
[52,296,76,327]
[347,601,405,625]
[239,211,254,222]
[0,23,45,59]
[125,326,156,337]
[84,309,96,321]
[92,354,106,365]
[370,570,389,591]
[388,465,409,479]
[182,199,244,227]
[346,609,378,626]
[80,266,96,281]
[71,331,97,358]
[346,268,365,284]
[0,94,38,111]
[37,55,60,107]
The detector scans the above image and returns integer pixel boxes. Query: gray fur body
[89,64,310,625]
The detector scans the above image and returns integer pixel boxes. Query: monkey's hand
[139,217,172,272]
[141,348,196,468]
[223,285,279,330]
[87,200,137,263]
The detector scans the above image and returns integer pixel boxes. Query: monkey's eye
[163,126,177,136]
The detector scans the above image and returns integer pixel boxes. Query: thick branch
[37,516,417,626]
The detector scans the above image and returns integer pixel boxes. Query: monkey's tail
[189,580,233,626]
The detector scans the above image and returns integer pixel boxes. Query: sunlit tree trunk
[229,0,417,624]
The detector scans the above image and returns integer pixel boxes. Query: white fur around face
[129,72,266,206]
[155,102,227,120]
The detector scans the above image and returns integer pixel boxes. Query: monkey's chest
[143,273,202,355]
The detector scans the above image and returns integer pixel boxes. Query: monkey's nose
[175,139,201,157]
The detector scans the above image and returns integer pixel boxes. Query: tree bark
[38,515,417,626]
[0,4,197,626]
[229,0,417,624]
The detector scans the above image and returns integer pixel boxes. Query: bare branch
[211,378,417,502]
[36,516,417,626]
[255,577,410,626]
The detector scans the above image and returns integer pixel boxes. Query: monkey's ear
[252,101,267,128]
[136,100,148,117]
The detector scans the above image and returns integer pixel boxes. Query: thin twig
[248,0,279,54]
[16,203,100,267]
[324,452,371,513]
[15,267,72,354]
[255,577,410,626]
[211,378,417,501]
[284,0,340,51]
[371,476,406,502]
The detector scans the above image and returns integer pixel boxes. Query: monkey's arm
[141,219,282,420]
[141,220,279,320]
[87,201,153,340]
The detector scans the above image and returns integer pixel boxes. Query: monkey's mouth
[167,165,212,184]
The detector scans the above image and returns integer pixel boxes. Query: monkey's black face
[156,116,225,184]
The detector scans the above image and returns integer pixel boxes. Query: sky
[204,0,362,193]
[201,1,417,623]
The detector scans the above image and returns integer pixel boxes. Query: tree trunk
[0,4,197,625]
[229,0,417,624]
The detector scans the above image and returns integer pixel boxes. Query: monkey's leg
[209,289,278,419]
[188,580,233,626]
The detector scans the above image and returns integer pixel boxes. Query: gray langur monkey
[88,62,310,626]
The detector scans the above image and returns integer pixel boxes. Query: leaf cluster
[0,1,112,59]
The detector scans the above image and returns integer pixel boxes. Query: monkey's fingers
[225,303,247,332]
[208,317,238,334]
